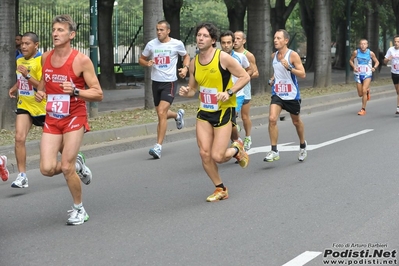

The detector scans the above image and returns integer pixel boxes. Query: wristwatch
[287,66,292,71]
[25,74,31,80]
[227,89,234,96]
[73,87,80,96]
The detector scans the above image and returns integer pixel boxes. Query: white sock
[246,136,251,140]
[74,203,83,210]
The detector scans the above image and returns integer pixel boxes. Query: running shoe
[395,108,399,115]
[67,206,89,225]
[366,88,370,101]
[206,187,229,202]
[76,152,92,185]
[231,141,249,168]
[264,150,280,162]
[0,155,9,182]
[175,109,185,130]
[149,145,161,159]
[243,137,252,151]
[11,173,28,188]
[357,109,366,116]
[298,141,307,162]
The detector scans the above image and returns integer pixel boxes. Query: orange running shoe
[367,88,370,101]
[357,109,366,116]
[231,141,249,168]
[206,187,229,202]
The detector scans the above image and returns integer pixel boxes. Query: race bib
[154,51,171,67]
[274,79,292,94]
[18,77,34,96]
[46,94,70,119]
[199,87,219,111]
[357,65,369,73]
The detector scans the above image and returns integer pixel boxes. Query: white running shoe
[298,141,307,162]
[263,150,280,162]
[243,137,252,151]
[76,152,92,185]
[176,109,185,130]
[0,155,9,182]
[11,173,28,188]
[149,144,162,159]
[67,206,89,225]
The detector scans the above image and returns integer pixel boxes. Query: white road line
[247,129,374,155]
[282,251,322,266]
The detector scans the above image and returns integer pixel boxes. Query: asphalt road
[1,94,398,266]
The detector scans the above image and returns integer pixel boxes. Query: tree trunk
[365,0,380,79]
[0,0,17,130]
[143,0,163,109]
[224,0,247,32]
[271,0,298,34]
[392,0,399,34]
[299,0,315,71]
[333,21,346,69]
[163,0,182,39]
[98,0,116,90]
[313,0,331,88]
[247,0,271,94]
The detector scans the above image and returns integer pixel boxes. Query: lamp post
[114,1,118,64]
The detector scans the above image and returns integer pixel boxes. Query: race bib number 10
[199,87,219,111]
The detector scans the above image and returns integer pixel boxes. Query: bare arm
[78,55,103,102]
[289,51,306,79]
[139,54,154,67]
[246,52,259,78]
[349,50,357,71]
[178,53,190,79]
[370,51,379,71]
[220,51,250,94]
[179,58,197,98]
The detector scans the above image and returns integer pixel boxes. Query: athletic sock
[271,145,277,152]
[74,203,83,210]
[216,183,226,191]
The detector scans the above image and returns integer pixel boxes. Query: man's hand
[35,91,46,102]
[178,66,188,79]
[179,86,190,97]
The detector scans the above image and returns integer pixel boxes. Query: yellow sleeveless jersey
[16,52,46,117]
[194,49,236,111]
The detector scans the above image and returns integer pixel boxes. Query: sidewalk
[99,67,392,112]
[0,67,395,169]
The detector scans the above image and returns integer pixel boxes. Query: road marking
[247,129,374,155]
[282,251,322,266]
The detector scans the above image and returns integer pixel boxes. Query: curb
[0,85,395,172]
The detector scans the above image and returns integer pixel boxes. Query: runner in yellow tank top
[8,32,46,189]
[179,22,250,202]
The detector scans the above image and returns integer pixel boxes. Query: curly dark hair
[195,22,219,48]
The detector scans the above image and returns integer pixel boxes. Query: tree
[163,0,183,39]
[97,0,116,90]
[299,0,315,71]
[224,0,247,32]
[392,0,399,34]
[0,0,17,130]
[247,0,271,94]
[313,0,332,87]
[143,0,163,109]
[365,0,380,79]
[271,0,299,34]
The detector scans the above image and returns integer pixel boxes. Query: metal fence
[18,1,144,64]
